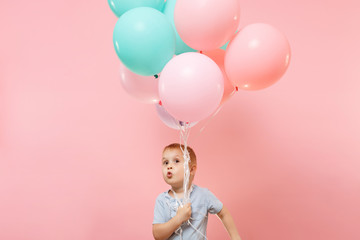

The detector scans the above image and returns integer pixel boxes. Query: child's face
[162,148,185,189]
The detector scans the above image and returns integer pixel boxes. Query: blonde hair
[163,143,197,166]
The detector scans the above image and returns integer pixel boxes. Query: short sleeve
[153,194,168,224]
[206,189,223,214]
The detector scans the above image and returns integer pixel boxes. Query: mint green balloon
[163,0,196,55]
[113,7,176,76]
[220,41,229,50]
[108,0,165,18]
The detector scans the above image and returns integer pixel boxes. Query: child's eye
[175,159,180,163]
[163,161,168,165]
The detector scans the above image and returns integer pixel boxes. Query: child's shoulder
[193,185,213,195]
[155,189,170,201]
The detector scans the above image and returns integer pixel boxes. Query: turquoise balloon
[220,41,229,50]
[163,0,196,55]
[113,7,176,76]
[107,0,165,18]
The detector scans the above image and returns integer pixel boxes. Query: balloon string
[199,87,237,133]
[176,122,209,239]
[199,106,222,133]
[178,122,191,203]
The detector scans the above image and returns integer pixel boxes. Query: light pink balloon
[224,23,291,91]
[174,0,240,51]
[119,61,160,103]
[159,52,224,123]
[155,103,197,130]
[203,49,236,105]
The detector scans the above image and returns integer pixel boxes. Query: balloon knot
[235,86,239,91]
[159,100,162,106]
[154,74,159,78]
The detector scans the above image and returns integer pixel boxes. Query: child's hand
[176,202,192,223]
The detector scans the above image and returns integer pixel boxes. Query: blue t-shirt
[153,185,223,240]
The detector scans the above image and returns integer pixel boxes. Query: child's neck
[170,184,193,198]
[171,186,184,194]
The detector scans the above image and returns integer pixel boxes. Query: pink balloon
[119,61,160,103]
[159,52,224,123]
[224,23,291,90]
[203,49,236,105]
[174,0,240,51]
[155,103,197,130]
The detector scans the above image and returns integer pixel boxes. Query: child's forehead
[162,148,183,157]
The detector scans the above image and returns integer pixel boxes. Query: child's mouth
[167,172,172,178]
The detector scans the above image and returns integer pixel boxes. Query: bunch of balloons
[110,0,291,129]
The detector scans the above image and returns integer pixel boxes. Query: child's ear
[190,165,197,174]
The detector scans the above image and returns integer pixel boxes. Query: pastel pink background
[1,0,359,240]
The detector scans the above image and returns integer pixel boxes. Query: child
[152,143,241,240]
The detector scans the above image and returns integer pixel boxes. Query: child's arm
[217,205,242,240]
[152,202,192,240]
